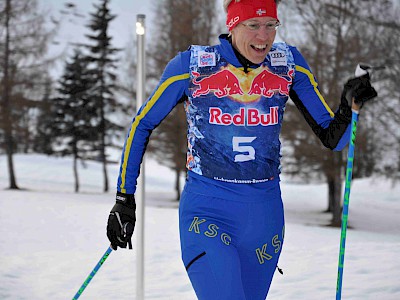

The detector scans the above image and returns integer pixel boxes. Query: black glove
[107,192,136,250]
[341,74,378,108]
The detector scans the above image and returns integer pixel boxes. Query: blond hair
[223,0,281,12]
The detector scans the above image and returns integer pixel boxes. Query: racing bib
[185,44,295,183]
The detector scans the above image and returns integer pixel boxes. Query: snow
[0,154,399,299]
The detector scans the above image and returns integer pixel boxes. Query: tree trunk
[103,156,108,192]
[329,173,342,227]
[73,154,80,193]
[6,137,18,189]
[330,152,344,227]
[330,174,343,227]
[99,57,108,193]
[99,85,108,193]
[326,178,334,212]
[2,0,19,190]
[101,116,108,192]
[175,169,181,201]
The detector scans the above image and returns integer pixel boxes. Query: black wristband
[116,192,136,207]
[110,202,136,216]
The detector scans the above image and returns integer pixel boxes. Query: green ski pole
[72,246,113,300]
[336,110,359,300]
[336,63,381,299]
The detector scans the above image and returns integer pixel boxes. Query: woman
[106,0,377,299]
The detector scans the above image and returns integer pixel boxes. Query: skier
[106,0,377,299]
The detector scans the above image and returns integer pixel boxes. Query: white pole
[135,14,146,300]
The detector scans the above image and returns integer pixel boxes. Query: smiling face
[231,17,278,64]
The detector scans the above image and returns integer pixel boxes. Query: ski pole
[336,63,381,299]
[72,220,134,299]
[335,109,359,300]
[72,246,113,300]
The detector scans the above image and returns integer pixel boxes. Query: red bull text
[209,106,279,126]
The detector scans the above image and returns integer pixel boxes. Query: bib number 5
[232,136,257,162]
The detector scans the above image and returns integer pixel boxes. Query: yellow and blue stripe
[118,72,190,193]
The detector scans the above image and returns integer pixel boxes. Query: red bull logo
[192,70,244,98]
[209,106,279,126]
[249,69,294,97]
[191,66,293,102]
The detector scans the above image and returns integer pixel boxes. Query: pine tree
[51,49,97,193]
[85,0,121,192]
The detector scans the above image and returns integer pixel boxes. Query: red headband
[226,0,278,31]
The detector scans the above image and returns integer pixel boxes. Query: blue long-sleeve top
[117,35,351,194]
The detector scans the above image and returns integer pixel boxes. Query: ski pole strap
[72,246,113,300]
[336,110,359,300]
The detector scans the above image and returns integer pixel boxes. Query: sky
[40,0,226,77]
[38,0,155,76]
[40,0,400,53]
[40,0,225,52]
[41,0,154,60]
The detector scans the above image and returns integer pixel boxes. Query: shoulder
[166,44,217,72]
[186,44,223,70]
[162,49,192,79]
[269,42,305,64]
[187,44,218,57]
[270,43,314,79]
[286,45,311,70]
[266,42,296,71]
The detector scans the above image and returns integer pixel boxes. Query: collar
[218,34,259,73]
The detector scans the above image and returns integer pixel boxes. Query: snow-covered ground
[0,154,399,299]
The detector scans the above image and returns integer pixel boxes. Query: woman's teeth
[252,45,266,51]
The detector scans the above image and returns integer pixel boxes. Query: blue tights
[179,180,284,300]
